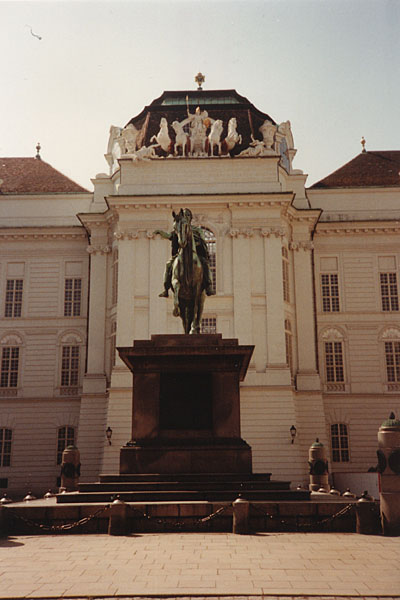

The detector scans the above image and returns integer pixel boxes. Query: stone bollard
[59,445,81,493]
[308,438,329,492]
[355,491,380,535]
[108,497,128,535]
[377,412,400,536]
[232,496,250,534]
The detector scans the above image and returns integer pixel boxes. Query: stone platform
[56,472,310,503]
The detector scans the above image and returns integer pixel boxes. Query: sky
[1,0,399,190]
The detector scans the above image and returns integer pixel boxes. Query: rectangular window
[112,249,118,305]
[57,426,75,464]
[110,321,117,370]
[0,428,12,467]
[0,347,19,388]
[321,273,340,312]
[325,341,344,383]
[380,273,399,312]
[285,321,293,377]
[282,247,290,303]
[4,279,23,317]
[64,278,82,317]
[201,317,217,334]
[61,346,80,387]
[385,341,400,382]
[331,423,350,462]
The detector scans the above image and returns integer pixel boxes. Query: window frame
[330,422,350,463]
[64,277,82,317]
[61,345,80,388]
[321,272,340,313]
[384,340,400,383]
[4,279,23,318]
[0,346,20,389]
[282,247,290,303]
[201,316,217,334]
[202,228,216,294]
[380,272,399,312]
[0,428,12,467]
[324,340,345,383]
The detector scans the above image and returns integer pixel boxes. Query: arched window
[0,334,22,391]
[321,328,346,390]
[331,423,350,462]
[203,228,216,293]
[56,426,75,465]
[59,332,83,394]
[382,329,400,386]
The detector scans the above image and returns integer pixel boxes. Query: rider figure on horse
[155,208,215,298]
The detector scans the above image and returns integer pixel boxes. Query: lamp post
[106,427,113,445]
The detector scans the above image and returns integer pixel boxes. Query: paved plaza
[0,532,400,599]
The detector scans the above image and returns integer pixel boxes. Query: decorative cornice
[0,232,86,241]
[317,223,400,236]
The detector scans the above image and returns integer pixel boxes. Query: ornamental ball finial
[35,142,41,160]
[361,136,366,153]
[195,72,205,90]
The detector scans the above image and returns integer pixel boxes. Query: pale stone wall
[3,147,400,495]
[311,187,400,478]
[0,223,90,496]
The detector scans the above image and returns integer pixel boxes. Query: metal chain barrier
[7,504,111,532]
[250,502,355,531]
[130,504,230,529]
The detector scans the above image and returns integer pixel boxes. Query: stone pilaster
[77,222,110,482]
[230,229,252,346]
[291,240,321,390]
[262,228,287,368]
[148,231,168,335]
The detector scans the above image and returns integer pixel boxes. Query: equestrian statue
[154,209,215,334]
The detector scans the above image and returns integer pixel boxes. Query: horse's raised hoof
[173,306,180,317]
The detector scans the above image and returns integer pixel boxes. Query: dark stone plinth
[120,438,252,475]
[117,334,254,474]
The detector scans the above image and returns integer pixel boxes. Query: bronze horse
[171,209,205,334]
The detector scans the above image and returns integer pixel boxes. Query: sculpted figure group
[106,107,293,168]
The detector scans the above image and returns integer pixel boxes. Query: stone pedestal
[118,334,254,474]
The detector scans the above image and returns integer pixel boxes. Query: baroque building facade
[1,88,399,496]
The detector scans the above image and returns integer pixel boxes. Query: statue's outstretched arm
[153,229,172,240]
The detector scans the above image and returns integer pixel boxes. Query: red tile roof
[309,151,400,189]
[0,157,89,194]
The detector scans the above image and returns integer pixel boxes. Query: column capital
[289,240,314,251]
[86,244,111,255]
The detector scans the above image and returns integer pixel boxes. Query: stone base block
[120,438,252,474]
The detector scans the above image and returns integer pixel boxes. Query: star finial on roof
[360,136,366,153]
[35,142,41,160]
[195,72,205,91]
